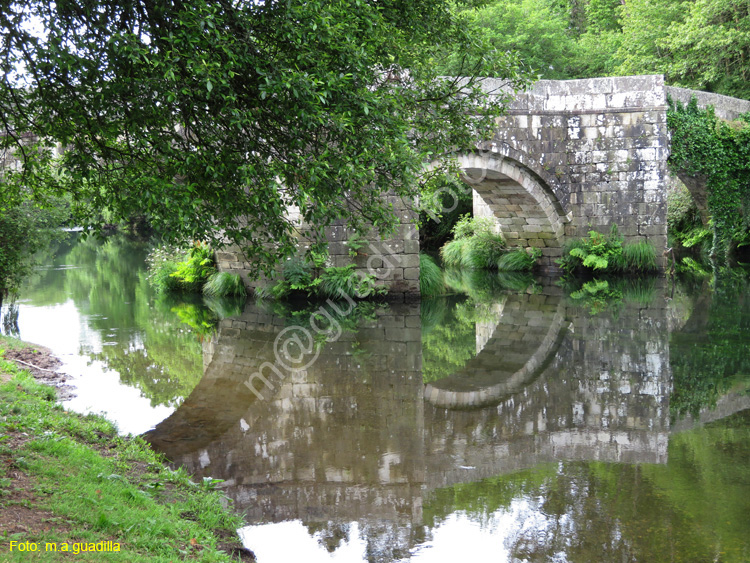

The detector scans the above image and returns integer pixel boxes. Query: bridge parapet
[665,86,750,121]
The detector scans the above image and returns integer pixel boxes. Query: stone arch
[454,151,570,271]
[423,294,567,409]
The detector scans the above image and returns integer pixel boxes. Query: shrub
[419,254,445,297]
[440,215,517,272]
[317,265,365,298]
[203,272,247,297]
[557,225,657,275]
[169,242,216,291]
[258,260,384,301]
[451,213,496,240]
[464,231,507,269]
[497,248,541,271]
[441,237,470,269]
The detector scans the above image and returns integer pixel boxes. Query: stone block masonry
[215,193,420,300]
[470,75,672,272]
[219,76,750,286]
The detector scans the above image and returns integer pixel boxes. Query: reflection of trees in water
[20,234,215,407]
[424,411,750,562]
[0,301,19,337]
[670,273,750,419]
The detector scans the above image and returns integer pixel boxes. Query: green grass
[419,254,445,297]
[440,237,470,269]
[464,232,507,269]
[0,348,246,562]
[203,272,247,298]
[440,233,509,271]
[497,249,539,271]
[619,240,658,272]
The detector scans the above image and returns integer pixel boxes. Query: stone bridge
[137,281,750,560]
[217,75,750,297]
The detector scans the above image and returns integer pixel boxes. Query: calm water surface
[2,235,750,563]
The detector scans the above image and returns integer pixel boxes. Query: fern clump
[558,225,658,275]
[147,242,216,293]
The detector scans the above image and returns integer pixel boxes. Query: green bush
[497,248,542,271]
[465,231,507,269]
[203,272,247,297]
[257,260,384,301]
[558,225,657,275]
[318,265,375,299]
[438,214,535,272]
[147,242,217,293]
[170,242,216,291]
[441,237,471,269]
[451,213,496,239]
[419,254,445,297]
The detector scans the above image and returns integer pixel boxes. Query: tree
[659,0,750,99]
[0,198,68,307]
[0,0,532,277]
[440,0,578,80]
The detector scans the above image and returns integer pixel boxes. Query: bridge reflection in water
[144,284,673,560]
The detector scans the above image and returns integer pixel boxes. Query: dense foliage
[0,199,68,306]
[0,0,532,279]
[443,0,750,100]
[667,98,750,259]
[557,225,658,275]
[440,214,541,271]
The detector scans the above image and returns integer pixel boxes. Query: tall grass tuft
[465,232,507,269]
[620,240,658,272]
[441,238,470,269]
[419,254,445,297]
[497,249,539,271]
[203,272,247,297]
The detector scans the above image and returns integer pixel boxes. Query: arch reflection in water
[144,285,672,561]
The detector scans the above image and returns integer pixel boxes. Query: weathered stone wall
[467,75,671,270]
[666,86,750,121]
[215,193,420,300]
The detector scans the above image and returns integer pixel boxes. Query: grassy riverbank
[0,337,252,562]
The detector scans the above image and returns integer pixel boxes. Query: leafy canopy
[0,0,532,276]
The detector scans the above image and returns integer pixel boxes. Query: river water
[2,234,750,562]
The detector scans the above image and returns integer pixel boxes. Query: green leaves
[1,0,532,278]
[667,97,750,260]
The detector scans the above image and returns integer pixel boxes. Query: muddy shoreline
[1,343,77,400]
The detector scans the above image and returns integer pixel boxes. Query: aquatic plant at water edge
[441,237,471,269]
[203,272,247,298]
[558,225,658,275]
[256,259,384,301]
[497,248,542,271]
[169,242,216,291]
[420,254,445,297]
[147,242,216,293]
[318,265,383,299]
[465,231,507,269]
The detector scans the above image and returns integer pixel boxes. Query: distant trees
[444,0,750,100]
